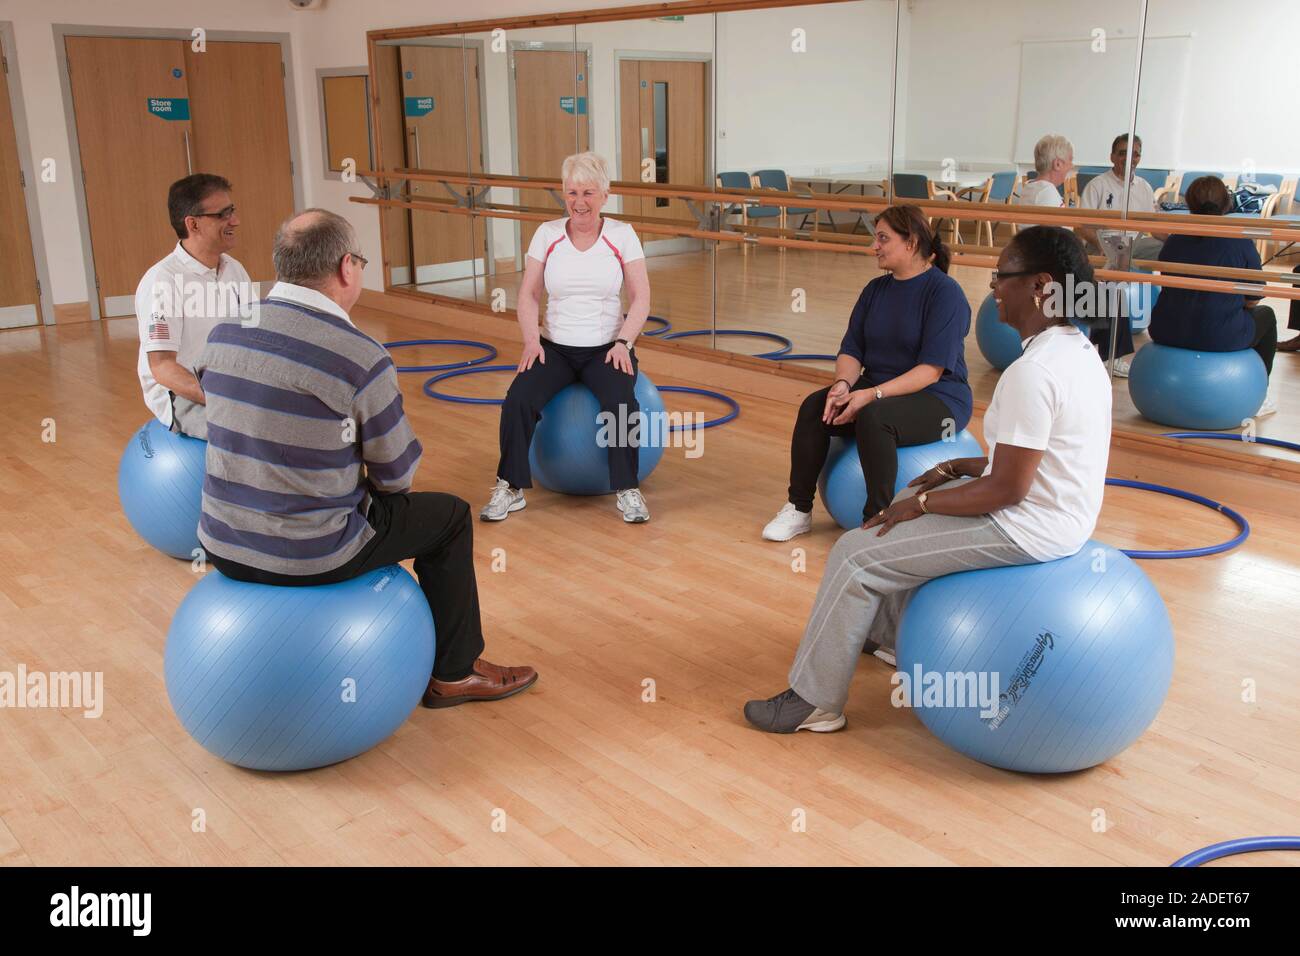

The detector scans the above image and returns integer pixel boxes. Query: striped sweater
[194,288,422,575]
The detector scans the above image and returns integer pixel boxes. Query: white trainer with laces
[480,478,525,521]
[1256,395,1278,418]
[762,502,812,541]
[1112,357,1131,378]
[616,488,650,523]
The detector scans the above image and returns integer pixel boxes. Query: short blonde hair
[561,151,610,192]
[1033,134,1074,174]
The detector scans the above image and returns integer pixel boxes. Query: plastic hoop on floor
[661,328,794,358]
[1104,477,1249,559]
[385,339,498,373]
[1172,836,1300,867]
[658,385,740,431]
[1162,431,1300,454]
[422,364,514,405]
[770,353,838,362]
[643,316,672,336]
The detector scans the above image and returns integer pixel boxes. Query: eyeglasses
[348,251,369,269]
[191,204,237,222]
[991,269,1035,282]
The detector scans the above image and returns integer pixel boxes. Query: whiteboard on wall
[1013,35,1190,169]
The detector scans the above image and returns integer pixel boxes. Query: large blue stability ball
[528,372,668,495]
[1128,343,1267,430]
[118,419,207,559]
[975,293,1024,371]
[818,430,985,530]
[896,542,1174,773]
[165,565,436,772]
[1123,269,1160,332]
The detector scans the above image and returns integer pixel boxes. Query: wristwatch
[617,338,634,352]
[874,387,884,401]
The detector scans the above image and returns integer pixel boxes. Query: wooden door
[0,39,40,326]
[513,49,589,255]
[399,44,476,283]
[619,59,708,230]
[463,45,489,290]
[184,41,295,282]
[65,37,191,316]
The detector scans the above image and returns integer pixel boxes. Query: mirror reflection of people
[745,227,1111,735]
[762,205,972,542]
[1280,264,1300,352]
[134,174,249,440]
[1149,176,1279,417]
[1014,134,1073,208]
[1078,133,1166,260]
[481,152,654,523]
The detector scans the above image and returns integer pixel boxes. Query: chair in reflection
[1156,170,1226,206]
[1135,168,1172,194]
[965,171,1020,246]
[893,173,961,243]
[752,169,819,234]
[718,170,780,253]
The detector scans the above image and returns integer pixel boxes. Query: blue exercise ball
[817,429,985,530]
[896,542,1174,773]
[1128,343,1267,430]
[1124,269,1160,332]
[165,565,436,772]
[118,419,207,559]
[528,372,667,495]
[975,292,1025,371]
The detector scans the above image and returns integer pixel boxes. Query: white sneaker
[1112,358,1131,378]
[616,488,650,523]
[762,502,812,541]
[1256,396,1278,418]
[480,478,525,521]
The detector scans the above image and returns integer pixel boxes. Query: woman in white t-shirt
[481,152,654,524]
[1015,133,1074,209]
[745,226,1114,735]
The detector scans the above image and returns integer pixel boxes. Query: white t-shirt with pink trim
[526,217,645,347]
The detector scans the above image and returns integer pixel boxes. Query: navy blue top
[1151,235,1262,351]
[838,268,973,429]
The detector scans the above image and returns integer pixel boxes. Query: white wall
[903,0,1300,175]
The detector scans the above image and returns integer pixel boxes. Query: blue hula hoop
[1104,477,1249,559]
[385,338,498,373]
[658,385,740,431]
[421,366,741,431]
[769,353,838,362]
[643,316,672,336]
[1172,836,1300,867]
[1162,431,1300,454]
[661,328,793,359]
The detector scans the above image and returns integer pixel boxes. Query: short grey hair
[1033,134,1074,174]
[561,151,610,193]
[273,208,357,288]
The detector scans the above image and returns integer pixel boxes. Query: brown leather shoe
[422,658,538,709]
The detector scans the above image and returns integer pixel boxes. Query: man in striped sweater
[195,208,537,707]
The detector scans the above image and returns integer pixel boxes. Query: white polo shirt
[526,217,645,347]
[135,242,253,426]
[982,324,1112,561]
[1081,169,1157,241]
[1016,179,1064,208]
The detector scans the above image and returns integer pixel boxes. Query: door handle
[408,128,422,169]
[183,130,193,174]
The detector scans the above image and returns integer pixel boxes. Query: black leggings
[1250,304,1278,376]
[497,338,640,490]
[210,492,485,682]
[788,380,957,522]
[1290,265,1300,333]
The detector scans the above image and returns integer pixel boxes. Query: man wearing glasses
[194,209,538,709]
[134,173,251,439]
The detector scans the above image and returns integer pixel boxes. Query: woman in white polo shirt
[745,226,1113,735]
[481,152,654,523]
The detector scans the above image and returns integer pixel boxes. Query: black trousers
[497,338,640,490]
[1290,265,1300,333]
[1091,317,1135,361]
[1250,304,1278,376]
[209,492,485,682]
[788,379,956,522]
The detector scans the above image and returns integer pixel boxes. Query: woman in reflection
[761,205,973,541]
[480,151,655,523]
[1149,176,1278,417]
[746,227,1112,734]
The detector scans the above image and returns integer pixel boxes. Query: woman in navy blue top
[1150,176,1278,388]
[762,204,973,540]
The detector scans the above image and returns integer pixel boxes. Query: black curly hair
[1006,225,1098,325]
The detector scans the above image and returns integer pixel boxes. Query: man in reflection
[1078,134,1166,261]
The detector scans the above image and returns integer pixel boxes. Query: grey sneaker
[480,478,525,521]
[616,488,650,523]
[743,688,845,734]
